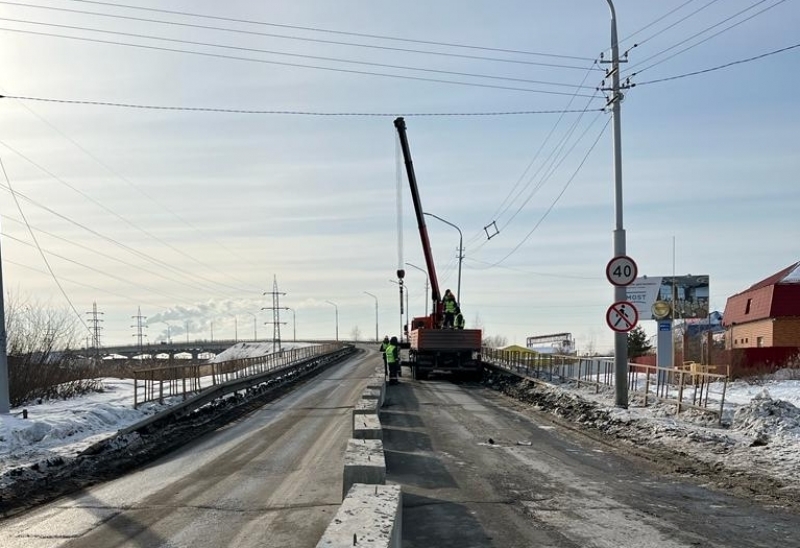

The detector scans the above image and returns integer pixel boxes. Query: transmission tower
[262,275,288,353]
[131,306,148,355]
[85,302,104,365]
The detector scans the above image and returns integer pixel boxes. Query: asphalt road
[382,371,800,548]
[3,348,799,548]
[0,349,378,548]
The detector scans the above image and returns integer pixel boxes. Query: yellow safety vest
[385,343,398,364]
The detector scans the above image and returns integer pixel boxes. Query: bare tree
[350,325,362,341]
[5,291,97,406]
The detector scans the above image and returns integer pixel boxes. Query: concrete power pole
[263,275,288,353]
[0,230,9,414]
[603,0,630,408]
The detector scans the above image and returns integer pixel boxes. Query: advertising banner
[626,275,710,320]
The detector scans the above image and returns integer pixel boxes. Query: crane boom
[393,117,442,306]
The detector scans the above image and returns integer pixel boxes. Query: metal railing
[481,348,730,419]
[133,343,342,408]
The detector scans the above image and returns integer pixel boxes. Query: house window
[757,336,764,347]
[745,298,752,314]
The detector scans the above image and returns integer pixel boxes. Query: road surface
[0,349,377,548]
[383,372,799,547]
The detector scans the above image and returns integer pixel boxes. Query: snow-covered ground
[1,348,799,506]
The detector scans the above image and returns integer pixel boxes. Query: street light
[363,292,379,342]
[423,212,463,303]
[325,300,339,341]
[244,312,258,341]
[405,262,429,316]
[389,280,410,341]
[286,307,297,342]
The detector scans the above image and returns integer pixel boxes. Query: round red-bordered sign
[606,300,639,333]
[606,255,638,286]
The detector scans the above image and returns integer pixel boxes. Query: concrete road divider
[316,483,402,548]
[353,396,379,419]
[353,413,382,440]
[342,438,385,500]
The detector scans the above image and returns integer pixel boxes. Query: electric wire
[0,95,602,117]
[618,0,703,45]
[476,116,611,269]
[623,0,789,77]
[0,139,255,295]
[0,214,234,298]
[620,0,722,48]
[62,0,598,62]
[0,18,598,93]
[0,1,599,71]
[0,182,246,300]
[2,91,264,292]
[1,231,205,305]
[0,152,90,334]
[0,26,600,98]
[636,41,800,85]
[463,59,602,250]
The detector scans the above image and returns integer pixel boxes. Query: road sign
[606,301,639,333]
[606,255,638,286]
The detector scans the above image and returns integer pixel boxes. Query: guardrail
[481,348,730,419]
[133,343,342,408]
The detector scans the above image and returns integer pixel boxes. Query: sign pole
[605,0,628,408]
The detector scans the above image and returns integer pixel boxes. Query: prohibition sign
[606,255,638,286]
[606,301,639,333]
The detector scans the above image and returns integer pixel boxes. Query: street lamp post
[286,307,297,342]
[363,291,379,342]
[389,280,410,341]
[405,262,430,316]
[229,315,238,343]
[160,321,172,344]
[325,300,339,341]
[423,212,463,303]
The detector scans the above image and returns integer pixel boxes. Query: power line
[635,42,800,85]
[0,19,598,93]
[0,138,254,296]
[62,0,597,62]
[0,152,89,333]
[478,117,611,269]
[0,1,599,71]
[623,0,789,77]
[620,0,722,48]
[1,92,264,291]
[0,94,601,117]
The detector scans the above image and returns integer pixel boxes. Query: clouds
[0,1,798,349]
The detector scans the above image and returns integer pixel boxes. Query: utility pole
[363,291,379,342]
[602,0,630,408]
[263,275,288,352]
[0,231,10,414]
[131,306,148,356]
[85,302,104,366]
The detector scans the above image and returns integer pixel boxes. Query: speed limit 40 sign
[606,255,638,286]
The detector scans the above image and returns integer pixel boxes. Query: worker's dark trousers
[388,362,400,380]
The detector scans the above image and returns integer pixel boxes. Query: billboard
[626,275,710,320]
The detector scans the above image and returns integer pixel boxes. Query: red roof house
[722,261,800,350]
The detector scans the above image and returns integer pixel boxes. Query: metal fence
[132,343,341,408]
[481,348,730,419]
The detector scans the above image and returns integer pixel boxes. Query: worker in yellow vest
[386,336,401,384]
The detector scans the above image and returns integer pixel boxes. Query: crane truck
[393,117,483,381]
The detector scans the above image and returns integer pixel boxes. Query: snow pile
[731,390,800,441]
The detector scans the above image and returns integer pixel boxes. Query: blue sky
[0,0,798,352]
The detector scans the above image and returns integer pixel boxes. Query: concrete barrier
[353,396,379,419]
[316,483,402,548]
[353,412,382,440]
[342,438,385,499]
